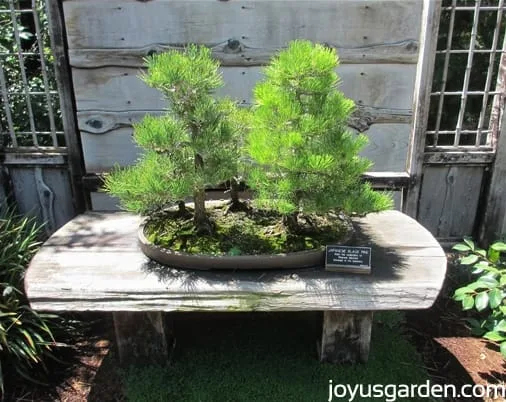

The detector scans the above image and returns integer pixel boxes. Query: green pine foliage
[103,46,242,228]
[246,40,393,218]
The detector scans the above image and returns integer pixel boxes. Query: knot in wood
[225,39,242,53]
[86,119,103,130]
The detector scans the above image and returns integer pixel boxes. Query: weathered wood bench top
[25,210,446,313]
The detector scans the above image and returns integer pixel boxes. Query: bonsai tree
[246,40,393,231]
[104,45,242,234]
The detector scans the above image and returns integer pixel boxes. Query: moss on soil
[144,204,350,256]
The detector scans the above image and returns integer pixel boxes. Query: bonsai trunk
[193,153,213,234]
[283,212,300,233]
[227,179,249,213]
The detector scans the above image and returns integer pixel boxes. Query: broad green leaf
[478,276,499,288]
[488,248,500,263]
[489,289,503,309]
[452,243,471,252]
[484,330,506,342]
[491,242,506,252]
[460,254,479,265]
[463,238,475,251]
[475,292,489,312]
[494,319,506,333]
[463,295,475,310]
[475,248,487,257]
[453,293,467,301]
[501,342,506,358]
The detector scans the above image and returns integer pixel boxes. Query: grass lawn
[120,311,435,402]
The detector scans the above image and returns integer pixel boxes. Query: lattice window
[0,0,64,149]
[426,0,506,152]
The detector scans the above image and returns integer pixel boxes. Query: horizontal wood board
[63,0,422,52]
[72,64,416,112]
[25,210,446,312]
[81,123,411,173]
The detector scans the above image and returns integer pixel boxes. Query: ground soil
[5,253,505,402]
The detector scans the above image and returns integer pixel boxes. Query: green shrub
[246,40,392,230]
[103,45,243,234]
[0,208,61,394]
[452,238,506,358]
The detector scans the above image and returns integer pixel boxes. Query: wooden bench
[25,210,446,365]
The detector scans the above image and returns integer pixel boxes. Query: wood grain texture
[113,311,170,365]
[9,167,75,233]
[355,124,410,172]
[404,0,442,217]
[78,106,412,135]
[418,166,485,238]
[424,151,495,165]
[25,210,446,312]
[480,36,506,243]
[80,123,410,173]
[72,65,416,112]
[46,0,87,213]
[320,311,373,363]
[68,40,419,68]
[63,0,422,51]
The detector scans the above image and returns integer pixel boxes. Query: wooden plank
[90,191,121,211]
[9,167,76,234]
[424,151,495,165]
[72,64,416,112]
[404,0,442,217]
[81,127,140,173]
[25,210,446,312]
[40,168,77,232]
[78,106,412,135]
[113,311,170,366]
[81,123,411,173]
[418,166,485,238]
[63,0,422,51]
[68,40,419,68]
[46,0,87,213]
[357,124,410,172]
[320,311,373,364]
[480,36,506,243]
[2,149,67,166]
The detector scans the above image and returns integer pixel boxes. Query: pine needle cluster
[246,40,393,221]
[103,46,242,231]
[104,41,392,235]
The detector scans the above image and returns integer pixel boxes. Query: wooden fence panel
[62,0,425,210]
[63,0,422,53]
[8,167,75,235]
[417,166,485,240]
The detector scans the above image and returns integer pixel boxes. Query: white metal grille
[0,0,64,149]
[426,0,506,153]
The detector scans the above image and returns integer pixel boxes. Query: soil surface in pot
[144,203,352,256]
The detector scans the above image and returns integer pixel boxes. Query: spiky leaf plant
[103,46,243,233]
[246,40,393,231]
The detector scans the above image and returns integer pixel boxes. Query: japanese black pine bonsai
[246,40,393,232]
[103,45,242,234]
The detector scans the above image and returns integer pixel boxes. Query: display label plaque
[325,245,372,274]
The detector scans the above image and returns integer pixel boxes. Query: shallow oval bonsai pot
[137,201,354,271]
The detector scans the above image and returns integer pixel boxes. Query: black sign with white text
[325,245,372,274]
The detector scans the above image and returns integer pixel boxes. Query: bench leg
[320,311,373,364]
[113,312,172,366]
